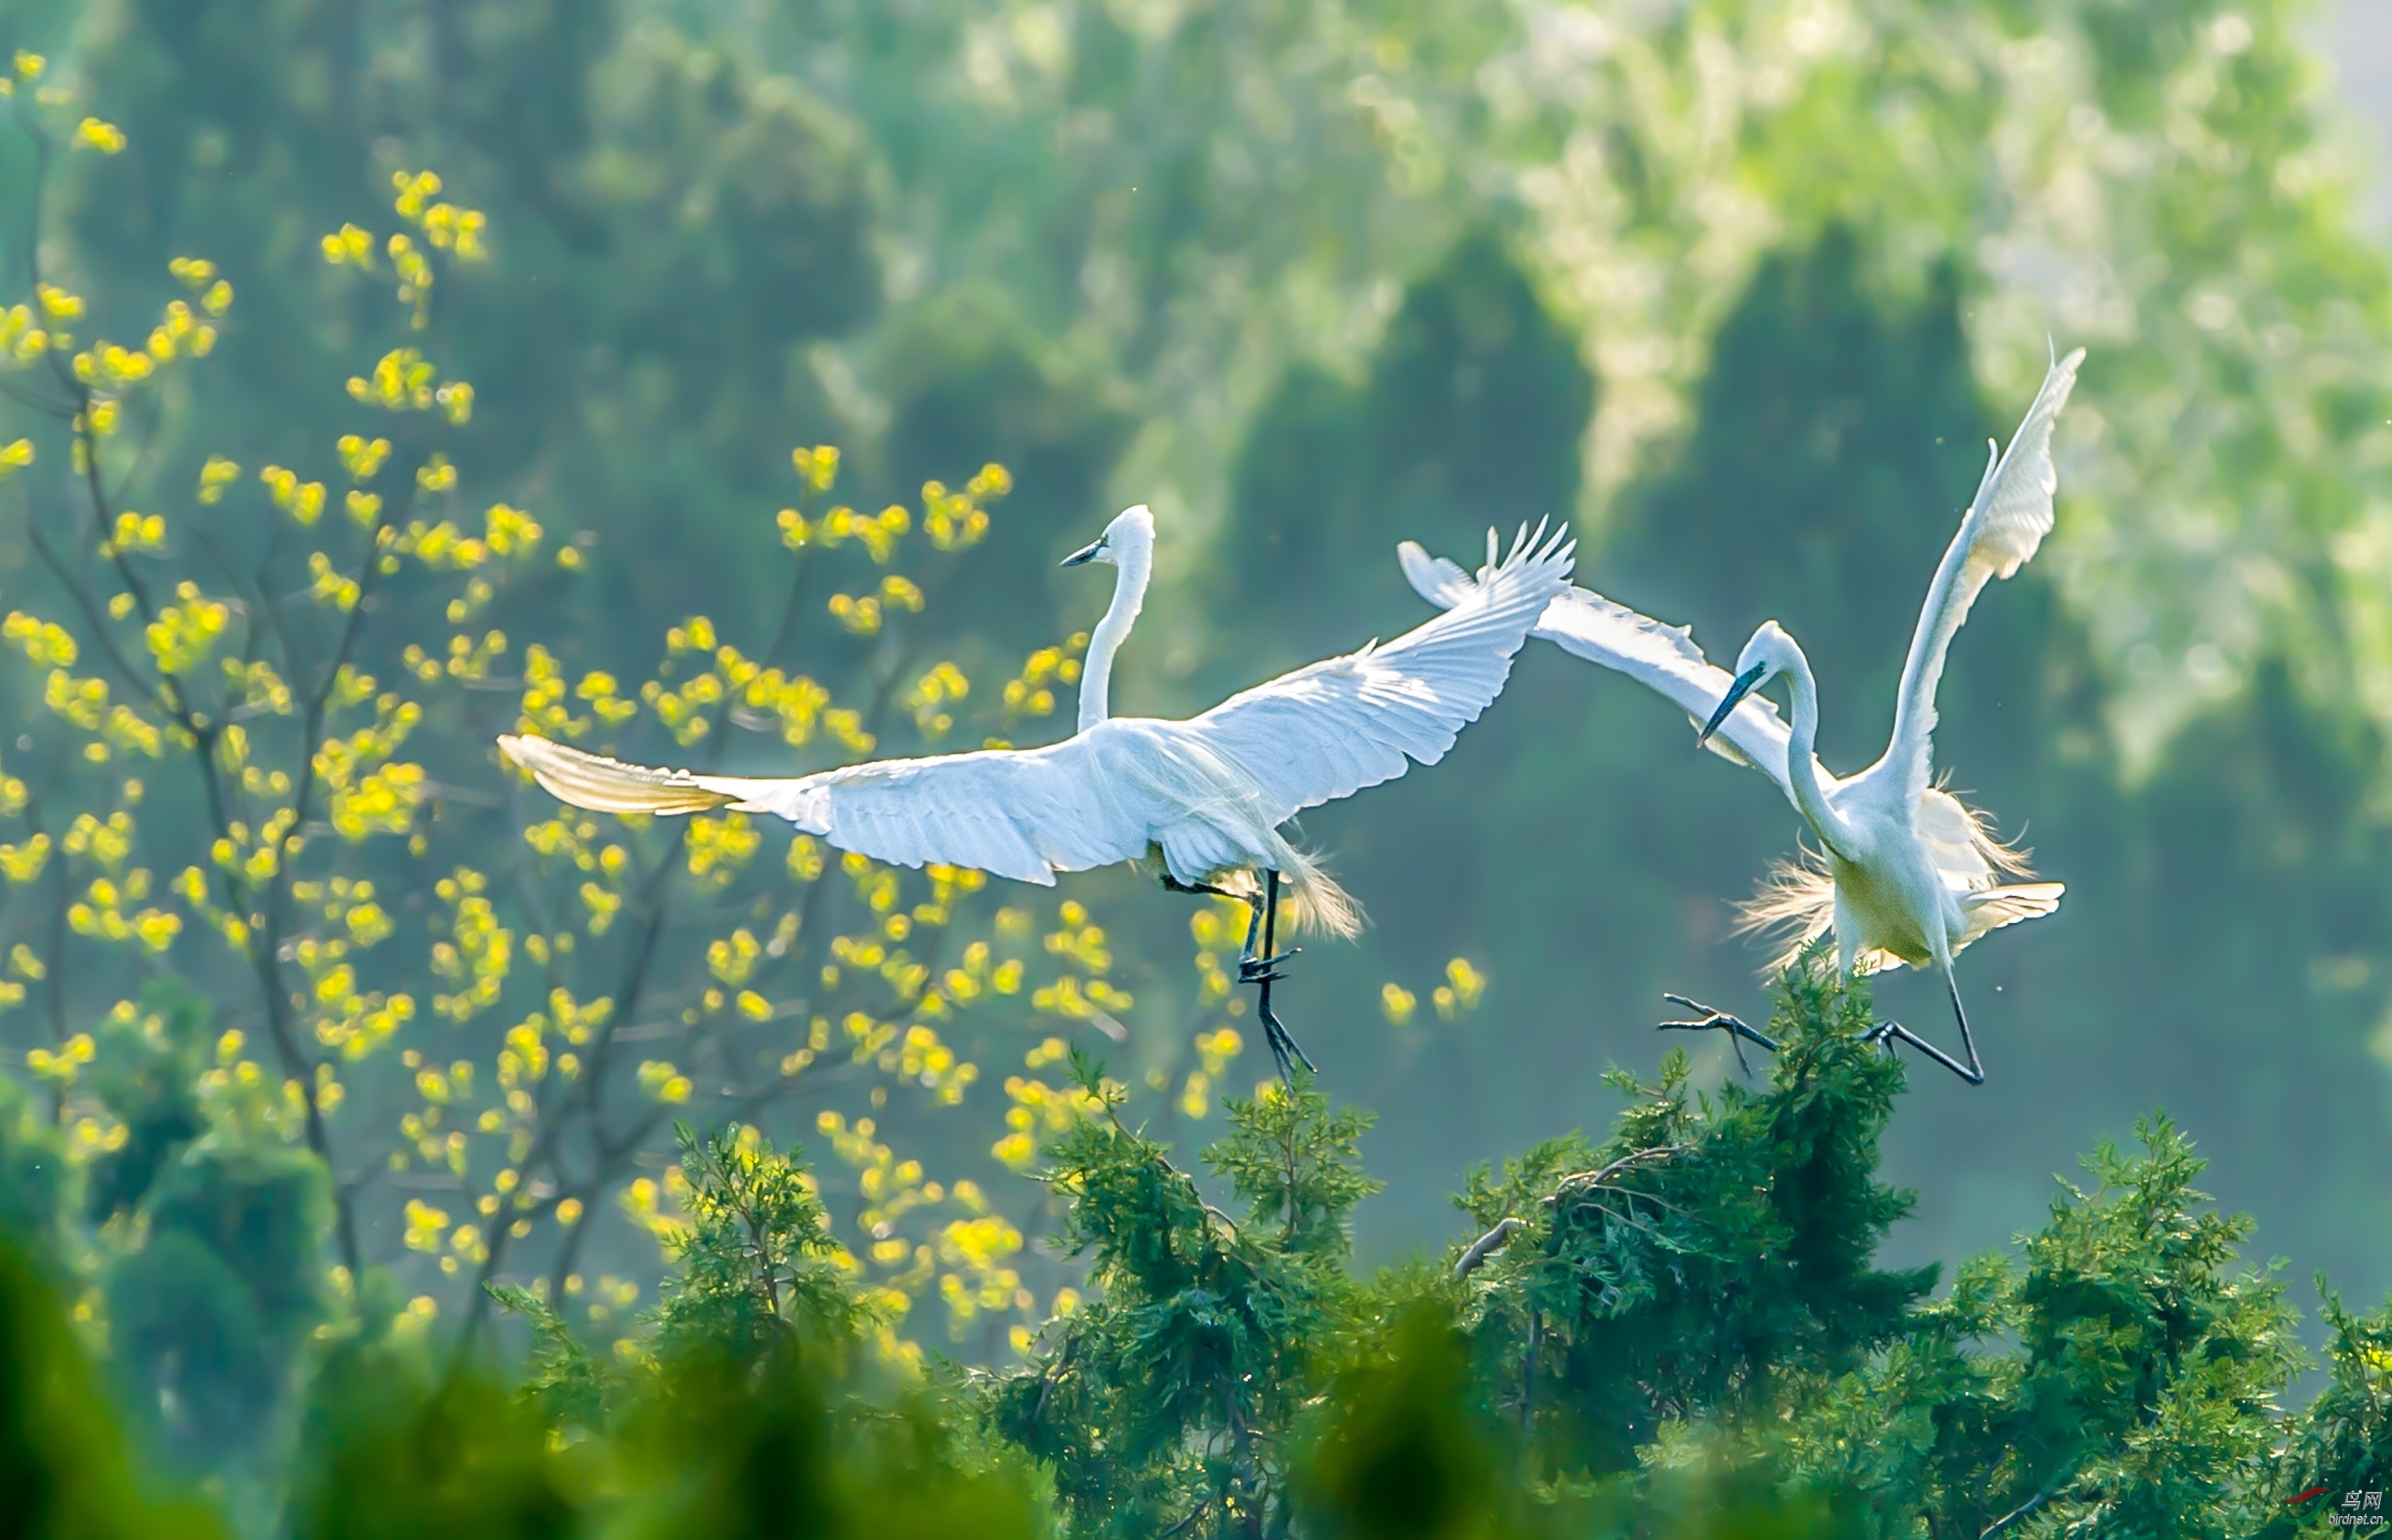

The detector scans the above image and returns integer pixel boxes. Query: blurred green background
[5,0,2392,1455]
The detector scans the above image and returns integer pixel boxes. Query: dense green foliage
[10,970,2392,1536]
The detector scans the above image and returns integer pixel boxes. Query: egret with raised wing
[1402,348,2083,1084]
[502,505,1574,1080]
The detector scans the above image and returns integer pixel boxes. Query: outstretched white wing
[1189,520,1576,818]
[498,731,1151,886]
[1883,346,2084,798]
[1396,546,1838,806]
[498,520,1572,886]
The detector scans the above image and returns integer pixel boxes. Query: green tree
[989,1055,1380,1537]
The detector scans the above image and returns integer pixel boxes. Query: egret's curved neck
[1076,543,1151,733]
[1777,642,1859,859]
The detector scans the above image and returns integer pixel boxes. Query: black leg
[1861,971,1984,1084]
[1158,871,1300,980]
[1247,870,1313,1082]
[1859,968,1985,1085]
[1861,1019,1984,1085]
[1945,968,1985,1084]
[1658,994,1780,1076]
[1230,877,1300,985]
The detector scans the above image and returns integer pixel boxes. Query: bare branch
[1454,1216,1525,1279]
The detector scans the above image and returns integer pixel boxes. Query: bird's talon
[1236,948,1298,983]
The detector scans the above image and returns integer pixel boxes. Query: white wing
[1396,549,1839,807]
[496,521,1571,886]
[498,732,1157,886]
[1883,346,2084,798]
[1187,520,1576,818]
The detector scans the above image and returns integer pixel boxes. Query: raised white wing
[1883,346,2084,798]
[499,732,1153,887]
[1396,550,1839,807]
[1190,520,1576,818]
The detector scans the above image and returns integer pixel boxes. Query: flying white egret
[501,505,1575,1078]
[1401,348,2083,1083]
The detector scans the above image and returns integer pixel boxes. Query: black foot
[1244,870,1316,1084]
[1236,947,1300,985]
[1862,1019,1985,1086]
[1257,998,1316,1083]
[1658,993,1780,1076]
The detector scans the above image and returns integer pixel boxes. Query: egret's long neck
[1076,542,1151,733]
[1779,642,1859,859]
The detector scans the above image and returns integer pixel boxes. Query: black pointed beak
[1060,539,1104,568]
[1698,663,1768,747]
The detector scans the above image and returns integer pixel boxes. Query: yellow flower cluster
[4,611,77,669]
[637,1059,694,1104]
[686,812,761,884]
[321,172,488,330]
[903,661,970,739]
[145,582,230,673]
[1042,899,1113,972]
[997,637,1087,729]
[67,866,180,954]
[621,1168,692,1249]
[828,583,913,636]
[784,501,913,563]
[1176,1027,1247,1120]
[0,305,49,367]
[71,116,127,154]
[26,1033,96,1085]
[394,170,487,261]
[992,1067,1104,1171]
[195,454,239,503]
[921,465,1009,552]
[791,443,840,492]
[934,1208,1027,1335]
[1434,957,1489,1021]
[938,938,1025,1012]
[313,692,426,841]
[429,869,513,1022]
[102,509,167,556]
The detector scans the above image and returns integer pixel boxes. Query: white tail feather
[497,734,738,816]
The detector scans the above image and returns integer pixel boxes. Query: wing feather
[498,733,1149,886]
[1883,346,2084,797]
[1189,521,1576,819]
[1395,559,1843,806]
[500,517,1572,897]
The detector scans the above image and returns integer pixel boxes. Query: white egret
[1401,348,2083,1083]
[502,505,1575,1078]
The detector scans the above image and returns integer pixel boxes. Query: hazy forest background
[4,0,2392,1530]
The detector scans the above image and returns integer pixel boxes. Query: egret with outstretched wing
[1402,348,2083,1083]
[504,505,1575,1078]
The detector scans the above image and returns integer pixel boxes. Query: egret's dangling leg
[1861,967,1985,1085]
[1156,869,1308,1078]
[1240,871,1313,1082]
[1155,871,1301,981]
[1658,994,1780,1077]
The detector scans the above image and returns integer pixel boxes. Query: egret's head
[1061,504,1155,569]
[1698,621,1793,747]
